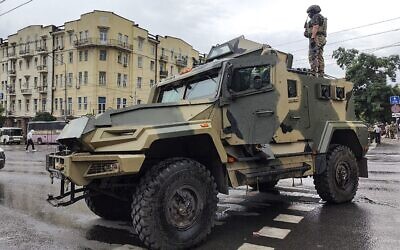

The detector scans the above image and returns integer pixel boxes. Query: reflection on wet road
[0,140,399,249]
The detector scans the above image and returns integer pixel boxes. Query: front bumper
[46,152,145,186]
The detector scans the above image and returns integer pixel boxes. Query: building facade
[0,25,56,130]
[0,10,200,129]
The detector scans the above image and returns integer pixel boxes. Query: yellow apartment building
[0,10,200,130]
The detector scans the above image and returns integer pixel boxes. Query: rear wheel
[84,183,132,221]
[132,158,218,250]
[314,145,359,203]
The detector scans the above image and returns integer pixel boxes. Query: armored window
[99,50,107,61]
[230,65,271,92]
[287,80,297,98]
[335,86,345,100]
[320,84,331,99]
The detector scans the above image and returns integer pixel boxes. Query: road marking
[274,214,304,224]
[238,243,274,250]
[253,226,291,239]
[287,203,317,212]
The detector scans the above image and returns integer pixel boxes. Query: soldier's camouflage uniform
[305,13,327,75]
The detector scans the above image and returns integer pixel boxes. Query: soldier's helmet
[306,5,321,14]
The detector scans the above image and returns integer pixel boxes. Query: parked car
[0,147,5,169]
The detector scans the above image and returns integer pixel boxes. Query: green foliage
[332,47,400,123]
[33,112,57,121]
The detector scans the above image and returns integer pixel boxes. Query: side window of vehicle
[287,79,298,98]
[230,65,271,92]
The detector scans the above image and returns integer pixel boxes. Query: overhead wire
[0,0,33,17]
[272,15,400,47]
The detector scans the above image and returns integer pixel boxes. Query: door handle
[255,110,274,116]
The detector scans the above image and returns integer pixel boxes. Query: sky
[1,0,400,78]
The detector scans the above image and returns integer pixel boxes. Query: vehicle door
[221,52,279,144]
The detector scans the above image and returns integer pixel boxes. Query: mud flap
[357,157,368,178]
[315,153,327,175]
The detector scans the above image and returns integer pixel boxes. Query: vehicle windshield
[2,129,22,136]
[158,69,220,103]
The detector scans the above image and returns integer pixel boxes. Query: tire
[132,158,218,250]
[314,145,359,203]
[250,180,279,192]
[84,185,132,221]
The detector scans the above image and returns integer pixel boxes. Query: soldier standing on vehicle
[26,129,36,152]
[304,5,327,76]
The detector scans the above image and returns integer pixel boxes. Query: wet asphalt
[0,138,399,250]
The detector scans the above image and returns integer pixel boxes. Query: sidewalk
[368,137,400,155]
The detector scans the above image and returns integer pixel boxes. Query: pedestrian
[373,124,381,144]
[385,122,390,138]
[26,129,36,152]
[304,5,327,77]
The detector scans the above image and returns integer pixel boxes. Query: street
[0,139,399,250]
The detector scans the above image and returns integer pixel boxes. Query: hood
[57,101,215,146]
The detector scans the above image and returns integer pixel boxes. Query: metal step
[238,165,311,178]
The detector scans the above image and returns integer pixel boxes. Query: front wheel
[314,145,359,203]
[84,184,132,221]
[132,158,218,250]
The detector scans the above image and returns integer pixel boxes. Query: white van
[0,127,23,144]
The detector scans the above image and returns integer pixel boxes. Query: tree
[332,47,400,123]
[33,112,57,121]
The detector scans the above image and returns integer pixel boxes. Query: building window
[84,71,88,84]
[79,51,83,61]
[59,74,63,87]
[150,79,155,87]
[124,35,128,46]
[118,33,123,44]
[116,98,121,109]
[117,73,121,87]
[117,52,122,64]
[67,73,73,85]
[34,77,38,88]
[83,97,88,110]
[60,53,64,64]
[33,99,37,112]
[26,99,30,112]
[85,30,89,40]
[151,45,155,55]
[78,97,82,110]
[99,50,107,61]
[150,61,155,71]
[68,97,72,115]
[84,50,88,61]
[18,100,21,111]
[60,98,63,111]
[138,56,143,68]
[122,98,127,108]
[123,53,128,66]
[137,77,142,89]
[55,75,58,86]
[170,65,174,75]
[99,29,108,43]
[69,52,73,63]
[78,72,82,84]
[98,96,106,114]
[54,98,58,110]
[69,32,73,44]
[138,37,144,51]
[137,99,141,105]
[99,71,106,85]
[123,74,127,87]
[42,99,46,112]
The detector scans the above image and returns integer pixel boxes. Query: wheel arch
[144,134,229,194]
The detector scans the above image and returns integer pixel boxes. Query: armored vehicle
[46,36,369,249]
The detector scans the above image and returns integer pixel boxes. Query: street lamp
[50,46,67,120]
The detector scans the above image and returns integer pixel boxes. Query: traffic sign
[390,96,399,104]
[392,113,400,118]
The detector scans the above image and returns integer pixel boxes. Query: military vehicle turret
[46,36,369,250]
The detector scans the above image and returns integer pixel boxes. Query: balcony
[37,65,48,73]
[37,85,48,94]
[7,69,16,77]
[160,70,168,78]
[21,88,32,95]
[176,58,188,67]
[36,47,48,54]
[159,54,169,62]
[7,51,17,60]
[19,49,33,58]
[8,88,16,96]
[73,38,133,52]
